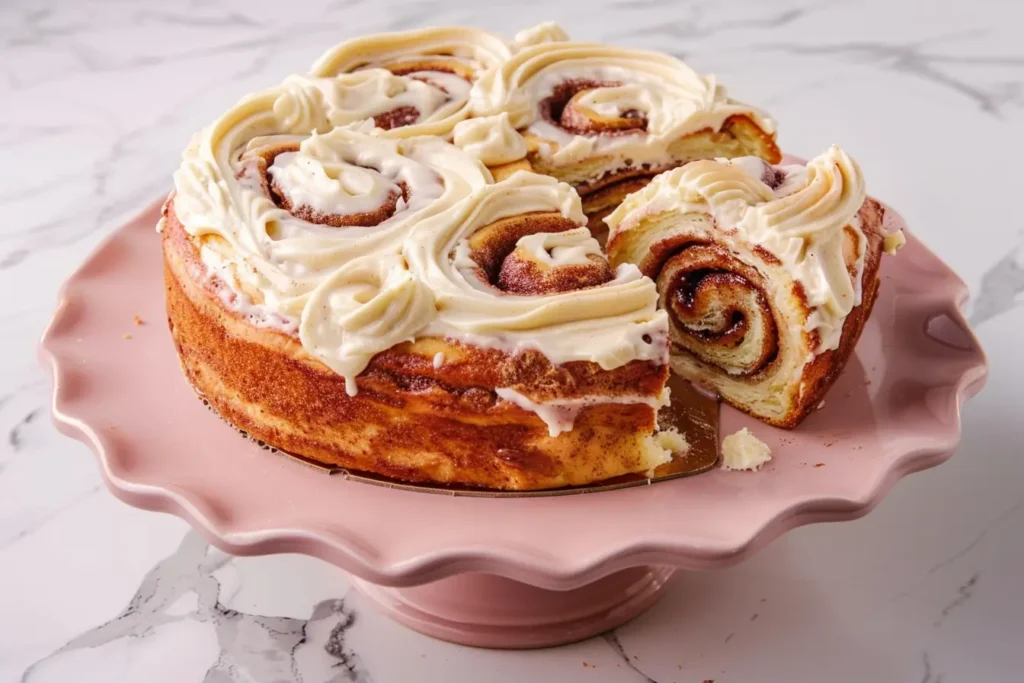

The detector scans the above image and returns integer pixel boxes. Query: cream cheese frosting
[407,170,667,371]
[307,26,513,139]
[606,146,890,352]
[513,22,571,48]
[172,31,668,395]
[511,227,604,267]
[721,428,772,471]
[469,41,777,177]
[452,113,528,165]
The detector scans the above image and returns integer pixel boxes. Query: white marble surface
[2,0,1023,681]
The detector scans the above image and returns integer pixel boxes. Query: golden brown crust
[163,202,668,490]
[489,158,533,182]
[778,201,885,427]
[719,114,782,165]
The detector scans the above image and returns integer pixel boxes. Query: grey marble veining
[969,246,1024,326]
[1,0,1023,681]
[602,631,657,683]
[22,532,371,683]
[761,35,1024,116]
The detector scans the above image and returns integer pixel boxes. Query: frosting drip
[301,253,438,396]
[607,146,893,352]
[495,387,670,437]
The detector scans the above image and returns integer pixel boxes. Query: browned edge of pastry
[162,200,669,490]
[770,199,886,428]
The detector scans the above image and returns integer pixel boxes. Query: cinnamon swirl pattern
[297,26,512,137]
[606,147,905,427]
[469,41,782,238]
[163,33,674,490]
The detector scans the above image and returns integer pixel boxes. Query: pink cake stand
[40,199,987,649]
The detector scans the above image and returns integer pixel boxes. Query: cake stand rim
[38,196,988,591]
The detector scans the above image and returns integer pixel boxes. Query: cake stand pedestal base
[351,566,676,649]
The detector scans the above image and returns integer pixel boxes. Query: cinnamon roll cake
[606,147,905,427]
[162,22,900,488]
[467,40,781,238]
[163,36,674,490]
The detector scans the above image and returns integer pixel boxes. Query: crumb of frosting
[884,231,906,255]
[817,400,826,410]
[721,428,772,471]
[655,426,689,455]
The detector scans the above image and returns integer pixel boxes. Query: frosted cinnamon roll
[164,61,674,490]
[469,40,781,239]
[606,147,904,427]
[295,26,512,138]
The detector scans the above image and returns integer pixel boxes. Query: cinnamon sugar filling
[369,61,475,130]
[659,243,780,376]
[461,213,614,295]
[539,79,649,136]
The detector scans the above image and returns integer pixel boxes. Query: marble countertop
[3,0,1023,681]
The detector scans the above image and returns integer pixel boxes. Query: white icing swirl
[513,22,571,48]
[453,113,528,166]
[512,227,603,267]
[301,253,437,395]
[741,147,867,336]
[607,146,884,352]
[309,26,512,139]
[268,147,404,217]
[406,171,666,371]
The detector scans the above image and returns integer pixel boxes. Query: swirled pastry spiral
[606,147,905,427]
[299,26,512,137]
[163,32,674,490]
[469,40,781,239]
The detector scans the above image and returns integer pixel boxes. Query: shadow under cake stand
[40,200,987,648]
